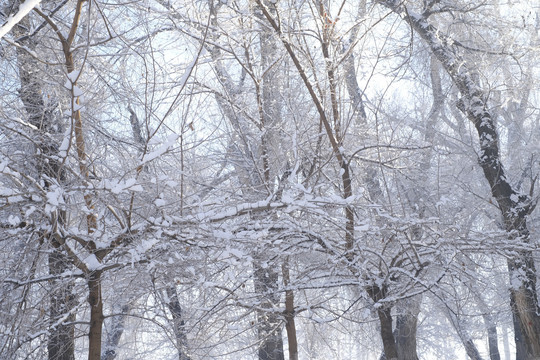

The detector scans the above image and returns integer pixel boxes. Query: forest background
[1,0,540,359]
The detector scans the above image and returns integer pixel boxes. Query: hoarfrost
[140,134,179,166]
[0,0,42,39]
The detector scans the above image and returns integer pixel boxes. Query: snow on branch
[0,0,42,39]
[139,134,179,166]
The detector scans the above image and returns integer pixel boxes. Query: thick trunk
[254,262,285,360]
[378,308,398,360]
[395,297,420,360]
[512,310,527,360]
[508,254,540,359]
[367,285,398,360]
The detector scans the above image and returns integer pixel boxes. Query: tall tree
[8,2,75,358]
[375,0,540,358]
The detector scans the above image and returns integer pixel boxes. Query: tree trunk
[165,286,190,360]
[444,306,484,360]
[48,248,75,360]
[367,285,398,360]
[376,2,540,358]
[88,272,103,360]
[10,7,75,360]
[254,262,285,360]
[282,260,298,360]
[508,255,540,359]
[395,297,420,360]
[485,317,501,360]
[102,304,130,360]
[502,323,512,360]
[473,291,501,360]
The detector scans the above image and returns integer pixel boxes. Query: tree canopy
[1,0,540,359]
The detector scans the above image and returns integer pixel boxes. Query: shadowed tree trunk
[47,249,76,360]
[165,287,191,360]
[88,272,103,360]
[10,7,75,359]
[282,259,298,360]
[253,260,284,360]
[395,297,420,360]
[368,285,398,360]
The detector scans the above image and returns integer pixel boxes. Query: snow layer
[0,0,42,39]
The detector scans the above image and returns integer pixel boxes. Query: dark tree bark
[47,249,76,360]
[376,2,540,358]
[165,287,190,360]
[367,285,398,360]
[10,7,75,360]
[282,260,298,360]
[254,262,285,360]
[395,297,420,360]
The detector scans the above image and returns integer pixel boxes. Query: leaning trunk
[444,305,484,360]
[102,304,130,360]
[165,286,190,360]
[375,2,540,357]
